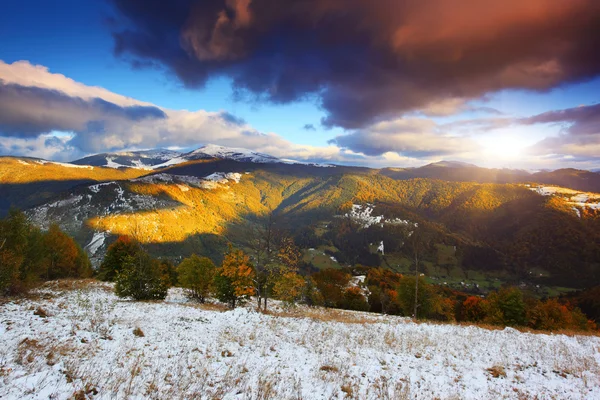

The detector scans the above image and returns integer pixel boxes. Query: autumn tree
[98,236,140,281]
[216,246,255,308]
[1,210,88,295]
[241,212,301,310]
[462,296,487,322]
[42,224,91,280]
[366,268,403,314]
[312,268,351,308]
[272,271,305,306]
[177,255,216,302]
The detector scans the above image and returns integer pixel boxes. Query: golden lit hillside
[0,157,147,184]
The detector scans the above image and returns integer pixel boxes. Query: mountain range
[2,144,600,293]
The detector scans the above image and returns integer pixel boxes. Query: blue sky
[1,0,600,169]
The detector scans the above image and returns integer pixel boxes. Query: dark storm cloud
[110,0,600,129]
[0,81,166,137]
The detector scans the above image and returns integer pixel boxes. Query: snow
[105,157,125,169]
[84,232,107,256]
[49,161,93,169]
[151,156,188,169]
[529,185,600,215]
[1,281,598,399]
[377,241,384,255]
[149,144,336,169]
[343,204,414,229]
[204,172,242,184]
[17,160,30,166]
[133,172,242,189]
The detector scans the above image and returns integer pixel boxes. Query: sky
[1,0,600,170]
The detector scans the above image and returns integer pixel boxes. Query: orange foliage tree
[217,246,255,308]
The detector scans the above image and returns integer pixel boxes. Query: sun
[478,135,529,160]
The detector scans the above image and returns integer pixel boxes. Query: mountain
[72,144,334,170]
[72,149,181,169]
[380,162,530,184]
[530,168,600,193]
[3,146,600,291]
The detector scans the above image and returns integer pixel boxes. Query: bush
[115,251,169,301]
[98,236,140,282]
[485,287,526,327]
[177,255,215,302]
[341,286,370,311]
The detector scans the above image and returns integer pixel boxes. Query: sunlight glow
[478,135,530,160]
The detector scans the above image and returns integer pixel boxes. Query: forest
[2,208,596,333]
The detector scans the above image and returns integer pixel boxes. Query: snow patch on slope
[529,185,600,216]
[343,203,415,229]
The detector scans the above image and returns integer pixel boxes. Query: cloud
[523,103,600,160]
[0,60,399,165]
[109,0,600,129]
[330,118,480,158]
[302,124,316,131]
[0,81,166,139]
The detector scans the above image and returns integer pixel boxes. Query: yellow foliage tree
[273,272,305,306]
[221,247,255,299]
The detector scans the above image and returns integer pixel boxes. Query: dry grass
[487,365,507,378]
[132,327,145,337]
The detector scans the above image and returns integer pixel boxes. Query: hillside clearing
[1,281,599,399]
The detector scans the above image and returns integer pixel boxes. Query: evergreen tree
[114,250,169,301]
[98,236,140,281]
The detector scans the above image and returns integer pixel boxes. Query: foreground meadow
[1,281,599,399]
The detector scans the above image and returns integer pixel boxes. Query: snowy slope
[72,150,181,169]
[1,281,598,400]
[73,144,335,169]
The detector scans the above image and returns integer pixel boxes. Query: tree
[312,268,351,308]
[177,255,216,302]
[98,236,140,281]
[217,246,255,308]
[397,276,436,319]
[241,212,301,310]
[484,287,527,326]
[42,224,91,280]
[341,286,370,311]
[272,271,305,306]
[114,250,169,300]
[404,224,431,320]
[462,296,487,322]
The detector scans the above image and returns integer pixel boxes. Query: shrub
[485,287,527,327]
[98,236,140,282]
[177,254,216,302]
[114,251,169,301]
[341,286,370,311]
[462,296,487,322]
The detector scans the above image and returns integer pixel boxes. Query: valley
[2,146,600,298]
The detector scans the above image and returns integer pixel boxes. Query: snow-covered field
[1,281,599,399]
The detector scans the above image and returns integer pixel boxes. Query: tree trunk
[263,295,268,311]
[414,253,419,321]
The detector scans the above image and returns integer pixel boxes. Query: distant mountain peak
[426,160,478,168]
